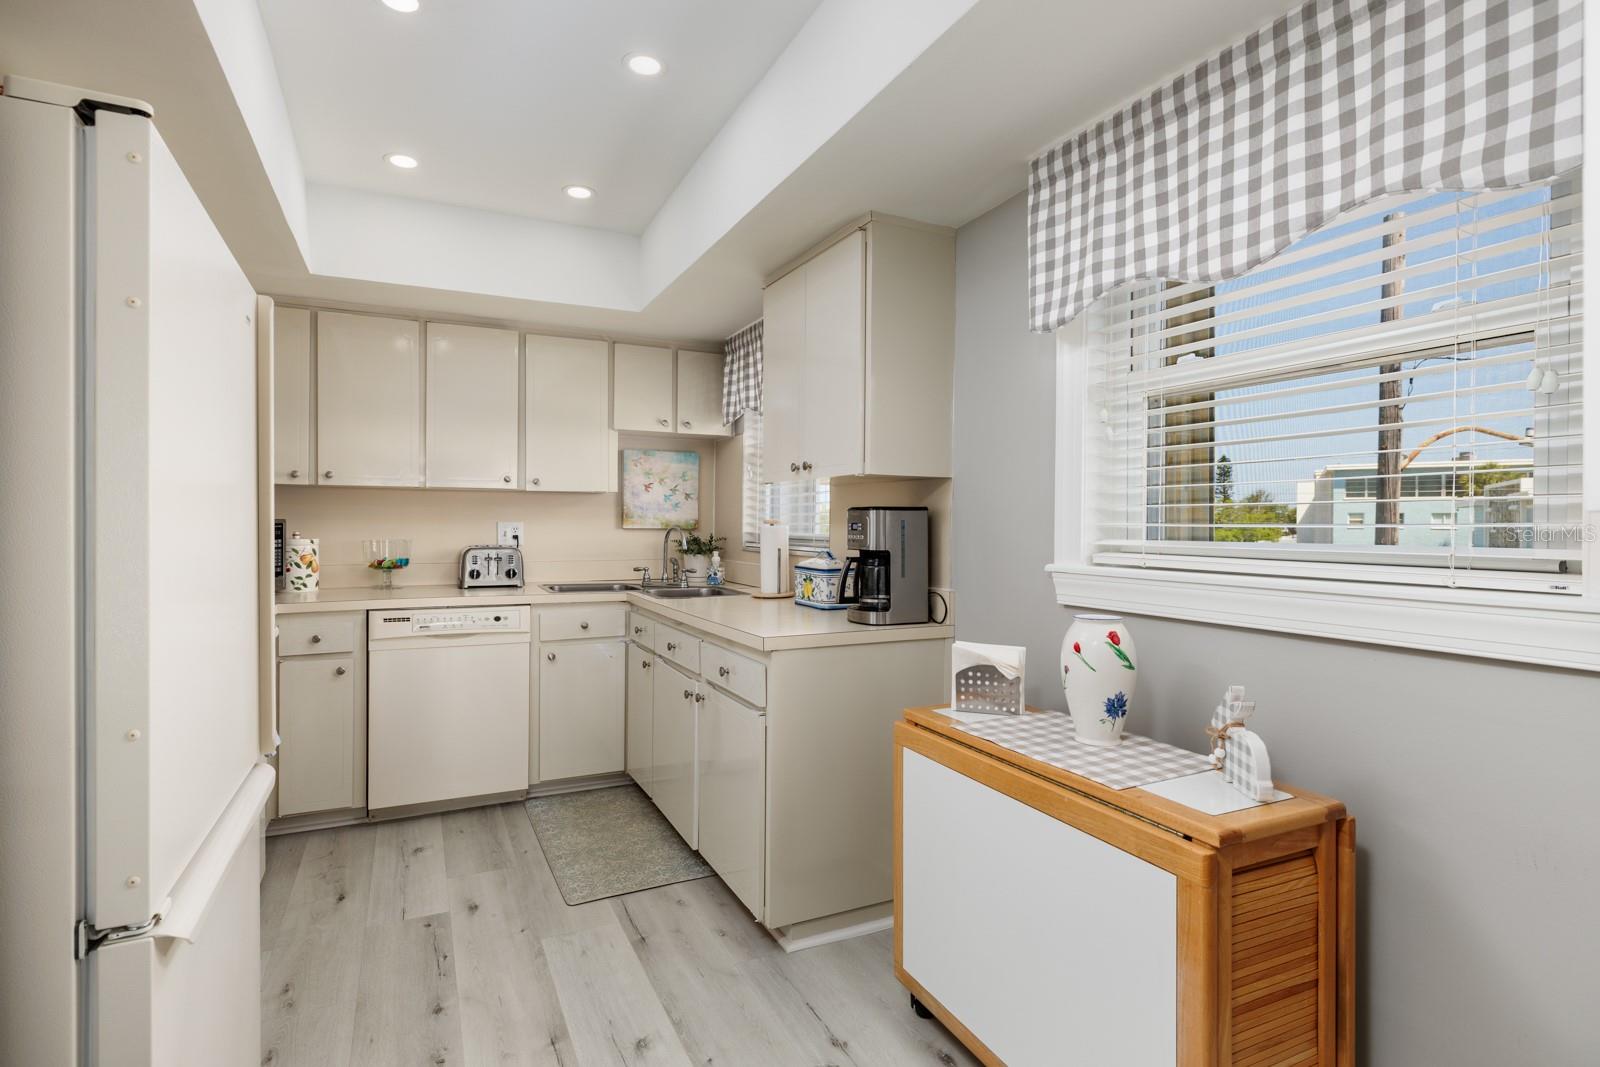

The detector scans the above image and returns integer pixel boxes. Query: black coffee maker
[844,506,930,625]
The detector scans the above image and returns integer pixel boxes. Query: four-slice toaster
[458,545,525,589]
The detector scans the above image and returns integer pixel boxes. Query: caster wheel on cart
[910,994,934,1020]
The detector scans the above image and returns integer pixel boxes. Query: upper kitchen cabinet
[525,334,613,492]
[425,322,520,489]
[272,306,313,485]
[612,343,674,432]
[675,349,730,437]
[316,311,423,487]
[759,217,954,480]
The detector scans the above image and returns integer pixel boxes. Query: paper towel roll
[759,522,789,595]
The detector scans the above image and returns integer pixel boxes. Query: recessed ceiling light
[625,53,664,77]
[564,185,595,200]
[381,0,420,12]
[385,153,419,169]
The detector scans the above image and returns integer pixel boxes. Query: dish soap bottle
[706,550,724,586]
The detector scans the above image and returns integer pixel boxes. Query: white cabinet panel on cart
[276,656,355,816]
[612,343,674,432]
[525,334,613,492]
[425,322,519,489]
[675,349,729,437]
[697,687,765,917]
[316,311,422,486]
[626,646,655,796]
[539,639,626,781]
[272,305,312,485]
[900,749,1177,1066]
[651,659,699,848]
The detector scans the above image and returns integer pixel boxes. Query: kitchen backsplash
[279,434,721,588]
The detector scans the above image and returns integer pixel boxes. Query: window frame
[1050,298,1600,672]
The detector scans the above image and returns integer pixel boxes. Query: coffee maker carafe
[845,506,930,625]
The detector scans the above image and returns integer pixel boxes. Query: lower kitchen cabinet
[697,686,765,917]
[538,638,626,781]
[276,655,355,816]
[651,658,699,848]
[625,643,655,796]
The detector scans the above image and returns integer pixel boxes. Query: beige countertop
[275,584,952,653]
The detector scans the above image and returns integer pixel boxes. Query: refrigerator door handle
[153,762,275,943]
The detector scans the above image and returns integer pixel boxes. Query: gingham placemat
[950,710,1212,790]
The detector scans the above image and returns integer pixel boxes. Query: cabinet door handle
[633,626,644,634]
[681,420,691,429]
[666,641,676,651]
[718,666,729,678]
[683,689,693,699]
[310,634,322,644]
[547,652,556,662]
[288,469,300,479]
[530,477,541,486]
[503,474,512,484]
[694,692,706,703]
[580,621,590,630]
[657,417,670,427]
[802,461,813,472]
[789,462,800,473]
[335,665,347,676]
[324,470,334,479]
[641,659,651,669]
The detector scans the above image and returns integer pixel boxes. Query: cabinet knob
[642,659,651,669]
[633,626,644,634]
[503,474,512,484]
[694,692,706,703]
[580,621,590,630]
[666,641,676,651]
[547,651,557,662]
[530,477,541,486]
[335,665,347,676]
[323,470,334,479]
[718,666,729,678]
[683,689,692,699]
[681,420,691,429]
[657,417,670,427]
[288,469,300,479]
[310,634,322,644]
[802,461,813,472]
[789,462,800,473]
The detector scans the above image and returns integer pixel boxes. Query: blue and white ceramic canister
[794,550,849,610]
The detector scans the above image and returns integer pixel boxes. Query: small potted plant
[679,531,726,580]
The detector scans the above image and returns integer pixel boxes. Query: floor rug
[524,784,711,905]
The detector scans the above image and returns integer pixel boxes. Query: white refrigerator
[0,76,273,1065]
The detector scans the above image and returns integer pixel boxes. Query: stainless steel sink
[540,582,642,593]
[641,586,745,599]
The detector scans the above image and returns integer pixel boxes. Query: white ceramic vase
[1060,613,1137,746]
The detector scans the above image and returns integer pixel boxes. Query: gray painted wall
[952,192,1600,1065]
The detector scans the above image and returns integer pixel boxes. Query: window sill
[1047,563,1600,672]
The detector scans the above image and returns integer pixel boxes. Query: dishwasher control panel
[368,607,530,640]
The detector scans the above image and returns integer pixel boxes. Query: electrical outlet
[497,521,524,547]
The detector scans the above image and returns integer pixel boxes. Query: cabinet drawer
[539,604,626,642]
[278,613,358,657]
[628,612,656,651]
[703,642,766,708]
[656,622,700,674]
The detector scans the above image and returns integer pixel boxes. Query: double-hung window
[1054,174,1595,667]
[740,410,831,550]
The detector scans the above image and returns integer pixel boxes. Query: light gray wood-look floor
[261,802,980,1067]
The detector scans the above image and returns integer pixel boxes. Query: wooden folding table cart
[894,706,1355,1066]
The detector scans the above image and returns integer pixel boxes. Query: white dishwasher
[367,607,531,811]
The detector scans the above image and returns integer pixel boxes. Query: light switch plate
[497,521,524,547]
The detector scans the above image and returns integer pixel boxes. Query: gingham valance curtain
[1027,0,1584,333]
[722,319,763,425]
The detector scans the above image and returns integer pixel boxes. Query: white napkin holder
[951,642,1026,715]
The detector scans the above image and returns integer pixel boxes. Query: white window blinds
[740,410,831,550]
[1086,174,1583,594]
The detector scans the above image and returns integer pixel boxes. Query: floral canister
[794,550,850,610]
[284,534,320,592]
[1060,614,1137,746]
